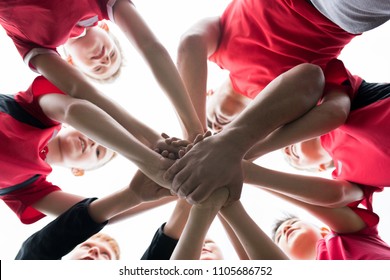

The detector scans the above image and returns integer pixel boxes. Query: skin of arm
[165,64,325,204]
[219,201,289,260]
[242,160,363,208]
[170,188,229,260]
[38,93,173,188]
[242,161,366,233]
[176,17,222,130]
[245,88,351,160]
[217,214,250,260]
[112,0,203,140]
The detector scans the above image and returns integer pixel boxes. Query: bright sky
[0,0,390,262]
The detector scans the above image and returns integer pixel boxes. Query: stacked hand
[163,131,244,205]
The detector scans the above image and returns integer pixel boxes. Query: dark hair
[271,213,298,241]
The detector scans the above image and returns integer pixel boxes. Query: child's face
[274,218,324,260]
[206,80,251,133]
[282,138,333,171]
[69,238,116,260]
[65,26,121,80]
[199,237,224,260]
[56,127,115,171]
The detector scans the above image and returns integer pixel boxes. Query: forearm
[217,64,325,160]
[177,17,221,132]
[243,161,363,208]
[219,201,288,260]
[113,0,203,139]
[246,90,351,159]
[88,187,142,224]
[109,196,176,224]
[163,199,192,240]
[218,214,249,260]
[170,204,220,260]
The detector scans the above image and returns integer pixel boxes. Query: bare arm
[219,201,289,260]
[243,160,363,208]
[217,214,249,260]
[177,16,222,130]
[38,93,173,188]
[246,89,351,160]
[166,64,325,204]
[242,161,366,233]
[113,0,203,140]
[170,188,228,260]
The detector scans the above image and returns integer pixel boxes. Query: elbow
[177,32,208,61]
[325,181,364,208]
[62,99,92,124]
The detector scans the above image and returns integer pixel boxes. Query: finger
[192,134,204,145]
[178,149,186,158]
[172,171,193,198]
[161,150,169,158]
[165,162,187,192]
[185,182,215,205]
[168,152,176,160]
[161,132,170,139]
[226,181,243,205]
[203,130,212,138]
[157,188,175,199]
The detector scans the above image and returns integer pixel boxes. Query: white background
[0,0,390,262]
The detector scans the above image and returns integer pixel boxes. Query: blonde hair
[90,232,121,260]
[63,20,125,83]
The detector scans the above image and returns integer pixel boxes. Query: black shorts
[352,81,390,111]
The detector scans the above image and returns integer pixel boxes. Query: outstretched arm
[219,201,289,260]
[176,16,222,130]
[245,88,351,160]
[165,64,325,204]
[38,93,174,188]
[112,0,203,140]
[170,188,229,260]
[243,160,363,208]
[243,161,366,233]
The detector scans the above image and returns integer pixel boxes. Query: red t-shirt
[317,206,390,260]
[0,0,127,69]
[209,0,362,99]
[0,76,65,224]
[321,97,390,188]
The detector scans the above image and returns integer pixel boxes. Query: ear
[318,163,328,172]
[66,55,74,65]
[71,168,85,177]
[206,89,215,96]
[320,227,330,238]
[98,20,109,32]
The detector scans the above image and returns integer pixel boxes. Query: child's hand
[129,170,173,203]
[178,130,212,158]
[154,133,190,159]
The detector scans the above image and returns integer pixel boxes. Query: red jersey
[209,0,362,99]
[0,0,126,69]
[321,97,390,189]
[0,76,65,224]
[317,204,390,260]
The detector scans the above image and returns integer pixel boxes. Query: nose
[100,53,110,65]
[282,224,291,235]
[88,246,100,258]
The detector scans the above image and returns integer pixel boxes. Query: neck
[46,137,63,166]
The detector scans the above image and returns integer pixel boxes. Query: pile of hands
[130,130,244,206]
